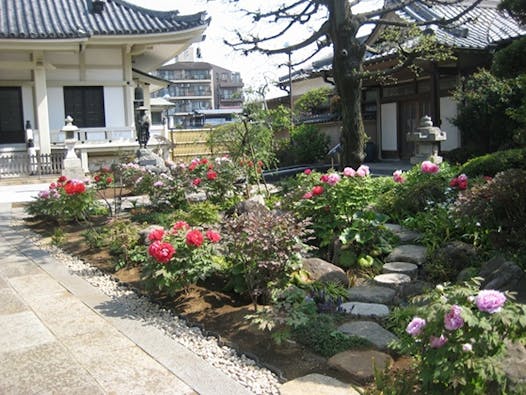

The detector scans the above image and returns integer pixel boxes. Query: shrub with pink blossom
[388,279,526,394]
[142,221,222,294]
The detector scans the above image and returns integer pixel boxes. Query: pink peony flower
[444,305,464,331]
[356,165,370,177]
[312,185,324,196]
[327,173,341,186]
[343,167,355,177]
[148,228,165,242]
[393,170,405,183]
[38,190,50,199]
[302,192,313,199]
[421,161,440,174]
[173,221,190,232]
[207,170,218,181]
[462,343,473,352]
[192,178,202,186]
[153,181,164,187]
[475,290,506,313]
[406,317,426,336]
[304,168,312,175]
[430,334,448,349]
[186,229,204,247]
[205,230,221,243]
[148,241,175,264]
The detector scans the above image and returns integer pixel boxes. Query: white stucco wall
[104,87,126,127]
[47,87,65,131]
[381,102,397,151]
[440,96,460,151]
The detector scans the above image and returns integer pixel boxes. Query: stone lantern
[407,115,447,164]
[62,116,84,179]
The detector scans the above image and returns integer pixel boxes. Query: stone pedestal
[407,115,446,164]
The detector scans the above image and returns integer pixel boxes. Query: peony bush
[392,279,526,394]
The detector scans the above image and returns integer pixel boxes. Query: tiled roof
[395,1,526,49]
[0,0,208,40]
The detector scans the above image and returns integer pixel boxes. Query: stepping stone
[385,224,422,243]
[385,244,427,266]
[347,286,396,305]
[382,261,418,278]
[338,321,399,351]
[328,350,394,383]
[374,273,411,289]
[339,302,389,318]
[280,373,360,395]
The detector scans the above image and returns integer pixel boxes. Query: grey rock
[456,267,479,283]
[185,191,207,203]
[135,149,167,173]
[234,196,268,216]
[338,321,399,351]
[384,224,422,243]
[429,241,477,275]
[398,280,433,301]
[347,286,396,305]
[373,273,411,289]
[480,257,526,303]
[280,373,360,395]
[385,245,427,266]
[302,257,349,286]
[382,262,418,278]
[501,342,526,393]
[328,350,393,383]
[339,302,389,318]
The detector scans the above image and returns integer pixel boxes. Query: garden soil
[25,217,351,383]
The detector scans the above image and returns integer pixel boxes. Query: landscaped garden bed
[23,149,526,394]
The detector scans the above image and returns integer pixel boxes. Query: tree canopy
[221,0,483,167]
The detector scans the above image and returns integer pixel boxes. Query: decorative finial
[420,115,433,127]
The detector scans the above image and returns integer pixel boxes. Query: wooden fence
[0,152,65,178]
[169,128,229,162]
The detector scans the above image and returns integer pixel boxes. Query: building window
[64,86,105,128]
[0,87,24,144]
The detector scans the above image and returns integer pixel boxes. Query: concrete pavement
[0,203,251,395]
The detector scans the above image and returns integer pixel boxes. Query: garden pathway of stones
[282,224,427,395]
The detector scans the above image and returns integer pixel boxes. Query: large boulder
[280,373,360,395]
[429,241,477,275]
[302,257,349,287]
[135,148,168,173]
[479,256,526,302]
[328,350,393,383]
[501,342,526,393]
[233,195,268,216]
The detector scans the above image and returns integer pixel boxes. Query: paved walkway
[0,203,251,395]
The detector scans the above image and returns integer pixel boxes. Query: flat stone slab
[328,350,394,383]
[374,273,411,288]
[385,244,427,266]
[385,224,422,243]
[280,373,360,395]
[339,302,389,318]
[338,321,399,350]
[383,261,418,278]
[347,286,396,305]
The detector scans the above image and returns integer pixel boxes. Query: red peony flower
[192,178,202,186]
[49,183,57,190]
[304,169,312,175]
[186,229,204,247]
[148,241,175,264]
[94,175,101,182]
[58,175,67,183]
[320,174,329,183]
[205,230,221,243]
[106,177,113,184]
[207,170,218,181]
[64,180,86,195]
[173,221,190,232]
[188,162,197,172]
[148,228,165,242]
[200,158,209,165]
[312,185,324,196]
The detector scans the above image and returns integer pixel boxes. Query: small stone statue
[138,109,150,148]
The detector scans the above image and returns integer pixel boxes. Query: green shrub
[289,124,330,164]
[293,314,369,357]
[376,162,457,219]
[459,148,526,177]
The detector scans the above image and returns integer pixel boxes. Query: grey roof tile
[0,0,208,40]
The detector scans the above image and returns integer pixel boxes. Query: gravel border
[12,212,281,395]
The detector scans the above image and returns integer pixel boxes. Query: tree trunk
[328,1,368,169]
